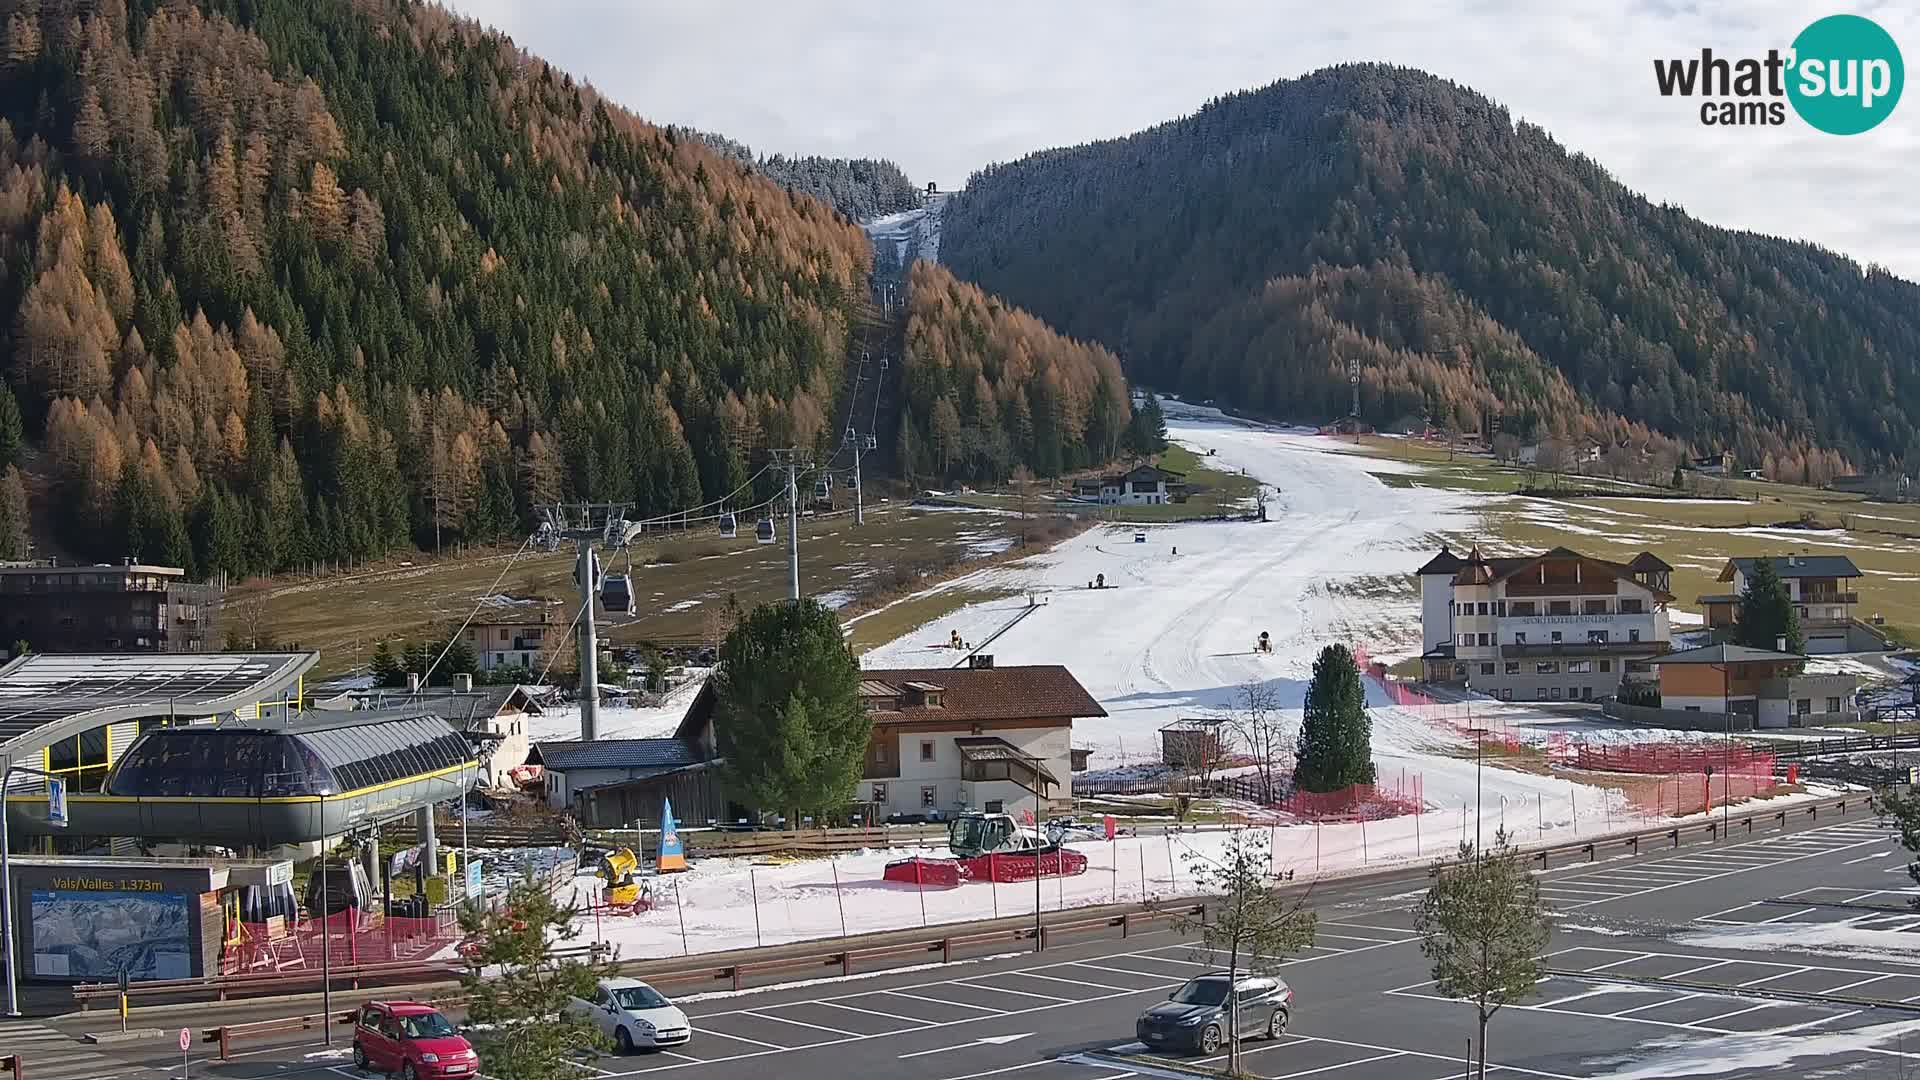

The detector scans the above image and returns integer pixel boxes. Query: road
[24,799,1920,1080]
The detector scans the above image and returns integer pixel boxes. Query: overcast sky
[445,0,1919,281]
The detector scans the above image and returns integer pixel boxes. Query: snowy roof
[1721,556,1862,581]
[675,664,1105,740]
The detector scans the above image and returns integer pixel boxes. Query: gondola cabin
[756,517,776,544]
[718,512,737,539]
[600,573,636,616]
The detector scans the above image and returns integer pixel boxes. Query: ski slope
[864,404,1476,766]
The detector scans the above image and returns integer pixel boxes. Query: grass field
[1347,437,1920,643]
[243,503,1031,676]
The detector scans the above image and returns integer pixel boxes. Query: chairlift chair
[719,511,737,539]
[756,517,776,545]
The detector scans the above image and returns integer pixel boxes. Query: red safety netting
[1573,743,1776,775]
[1275,772,1425,822]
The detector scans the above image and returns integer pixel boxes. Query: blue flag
[658,797,686,872]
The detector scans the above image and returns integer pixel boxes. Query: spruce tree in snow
[713,598,868,822]
[1293,644,1374,793]
[1735,558,1804,655]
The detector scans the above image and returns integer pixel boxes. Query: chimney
[407,672,422,693]
[454,672,473,692]
[1776,636,1787,653]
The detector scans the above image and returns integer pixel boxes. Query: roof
[353,685,545,731]
[1450,546,1676,600]
[675,664,1106,741]
[0,562,187,577]
[1650,644,1804,665]
[1722,556,1862,581]
[1626,552,1674,573]
[954,736,1060,783]
[0,651,318,759]
[854,665,1106,725]
[532,737,705,772]
[1416,547,1466,575]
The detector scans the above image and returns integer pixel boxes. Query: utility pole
[769,450,812,601]
[535,503,632,742]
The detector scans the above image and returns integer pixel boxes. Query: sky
[443,0,1920,281]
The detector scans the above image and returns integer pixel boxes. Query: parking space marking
[1313,930,1402,945]
[955,981,1074,1003]
[1692,1001,1782,1025]
[681,1028,789,1051]
[1266,1050,1407,1077]
[1016,970,1140,993]
[816,999,933,1024]
[1611,993,1700,1016]
[883,990,1005,1013]
[1069,960,1199,981]
[739,1010,861,1037]
[1737,967,1814,987]
[1163,1030,1583,1080]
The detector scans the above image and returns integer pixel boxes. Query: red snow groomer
[884,813,1089,888]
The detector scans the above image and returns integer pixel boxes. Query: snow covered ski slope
[864,404,1476,766]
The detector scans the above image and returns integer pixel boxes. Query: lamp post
[1466,727,1487,852]
[1,758,62,1018]
[319,790,332,1045]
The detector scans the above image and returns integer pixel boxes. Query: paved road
[41,801,1920,1080]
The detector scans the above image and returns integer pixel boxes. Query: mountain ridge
[942,62,1918,480]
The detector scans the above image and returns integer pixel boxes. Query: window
[1600,660,1612,673]
[1459,634,1472,647]
[1549,601,1573,616]
[984,800,1003,813]
[1826,697,1843,714]
[1505,662,1520,675]
[1550,687,1563,700]
[1495,602,1507,617]
[921,785,938,807]
[920,740,936,762]
[1550,631,1563,643]
[1500,689,1514,701]
[1588,630,1609,644]
[1477,602,1489,616]
[870,783,887,803]
[1511,602,1537,616]
[499,628,510,642]
[1581,686,1594,700]
[1537,661,1560,674]
[1477,633,1490,647]
[1796,699,1812,716]
[1568,660,1593,674]
[1584,600,1608,615]
[1535,688,1547,700]
[1454,664,1467,677]
[1685,705,1701,713]
[874,743,890,763]
[1513,632,1528,645]
[1481,664,1495,676]
[1619,599,1644,614]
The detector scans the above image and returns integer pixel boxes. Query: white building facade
[1419,546,1675,701]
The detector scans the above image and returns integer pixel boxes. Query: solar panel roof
[0,652,318,758]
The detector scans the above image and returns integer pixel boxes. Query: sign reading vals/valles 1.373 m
[1653,14,1904,133]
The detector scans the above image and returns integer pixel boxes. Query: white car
[568,978,691,1053]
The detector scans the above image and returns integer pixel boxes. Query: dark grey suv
[1136,973,1292,1055]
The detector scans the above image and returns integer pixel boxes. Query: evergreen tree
[370,639,405,687]
[712,599,868,821]
[0,383,22,468]
[1294,644,1374,793]
[1735,558,1805,654]
[457,881,615,1079]
[0,466,29,560]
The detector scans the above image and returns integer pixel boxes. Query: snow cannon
[880,813,1090,889]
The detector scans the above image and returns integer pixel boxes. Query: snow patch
[1589,1018,1920,1078]
[1674,922,1920,966]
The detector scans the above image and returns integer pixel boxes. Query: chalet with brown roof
[1415,545,1675,701]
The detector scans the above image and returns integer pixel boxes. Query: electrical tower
[534,502,635,742]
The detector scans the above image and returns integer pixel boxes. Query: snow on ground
[1673,921,1920,967]
[531,671,708,742]
[1589,1017,1920,1078]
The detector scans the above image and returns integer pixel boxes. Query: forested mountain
[943,63,1920,481]
[0,0,876,571]
[896,262,1130,487]
[691,130,923,222]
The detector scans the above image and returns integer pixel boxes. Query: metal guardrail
[204,1010,357,1061]
[0,1054,19,1080]
[1765,733,1920,761]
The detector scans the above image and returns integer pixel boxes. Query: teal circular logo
[1787,15,1904,134]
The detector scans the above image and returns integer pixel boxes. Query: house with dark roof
[1071,464,1188,506]
[1697,555,1886,654]
[527,736,721,829]
[1649,643,1860,727]
[319,680,549,788]
[1414,545,1675,701]
[676,660,1107,822]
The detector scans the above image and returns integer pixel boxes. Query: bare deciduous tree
[1226,679,1292,804]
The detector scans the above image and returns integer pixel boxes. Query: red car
[352,1001,478,1080]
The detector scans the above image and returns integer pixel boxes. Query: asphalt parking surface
[36,803,1920,1080]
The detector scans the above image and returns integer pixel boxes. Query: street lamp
[319,789,333,1044]
[1466,727,1488,853]
[1,758,63,1018]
